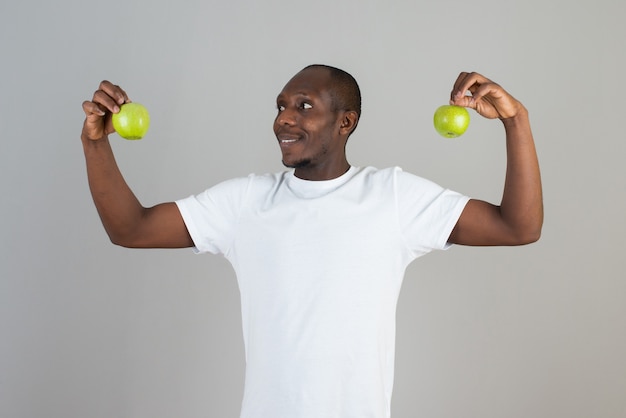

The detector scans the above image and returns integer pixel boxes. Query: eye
[301,102,312,110]
[277,104,285,112]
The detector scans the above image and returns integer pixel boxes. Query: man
[81,64,542,417]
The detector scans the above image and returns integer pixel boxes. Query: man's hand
[449,72,524,120]
[81,81,129,141]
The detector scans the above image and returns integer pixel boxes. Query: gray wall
[1,1,625,417]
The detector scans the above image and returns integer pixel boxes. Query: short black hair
[302,64,362,118]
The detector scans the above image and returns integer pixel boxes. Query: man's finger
[92,89,125,113]
[98,80,129,105]
[451,72,491,101]
[82,100,106,117]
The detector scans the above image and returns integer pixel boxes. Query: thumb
[449,94,476,109]
[82,101,111,140]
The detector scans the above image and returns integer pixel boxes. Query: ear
[338,110,359,137]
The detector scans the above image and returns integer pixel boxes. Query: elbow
[107,230,140,248]
[511,223,542,246]
[506,208,543,246]
[524,214,544,244]
[102,214,148,248]
[518,230,541,245]
[108,234,132,248]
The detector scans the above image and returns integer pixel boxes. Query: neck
[294,160,351,181]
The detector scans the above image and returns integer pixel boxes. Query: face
[274,68,349,180]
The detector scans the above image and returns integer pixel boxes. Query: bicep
[447,199,518,246]
[126,202,194,248]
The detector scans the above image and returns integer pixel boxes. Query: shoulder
[178,171,290,214]
[204,171,287,194]
[354,166,399,182]
[357,166,440,191]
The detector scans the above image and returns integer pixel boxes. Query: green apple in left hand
[112,102,150,140]
[433,105,470,138]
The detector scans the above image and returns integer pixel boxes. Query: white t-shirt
[176,166,469,418]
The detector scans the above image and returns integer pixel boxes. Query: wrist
[501,105,529,128]
[81,133,111,153]
[81,131,108,143]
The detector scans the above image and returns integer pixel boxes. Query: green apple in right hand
[433,105,470,138]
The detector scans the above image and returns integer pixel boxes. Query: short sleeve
[175,176,252,255]
[395,168,470,255]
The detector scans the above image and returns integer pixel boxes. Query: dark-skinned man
[81,64,542,418]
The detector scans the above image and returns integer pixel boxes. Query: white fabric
[175,166,470,418]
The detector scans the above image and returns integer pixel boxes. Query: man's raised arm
[447,72,543,246]
[81,81,193,248]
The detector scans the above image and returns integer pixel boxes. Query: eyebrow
[277,90,314,99]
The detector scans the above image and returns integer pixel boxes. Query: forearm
[82,134,146,245]
[499,107,543,242]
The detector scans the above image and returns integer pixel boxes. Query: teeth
[280,139,298,143]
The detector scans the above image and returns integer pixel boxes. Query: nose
[275,107,297,127]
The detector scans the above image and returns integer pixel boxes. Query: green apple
[112,102,150,140]
[433,105,470,138]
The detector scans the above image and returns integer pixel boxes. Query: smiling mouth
[277,133,303,146]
